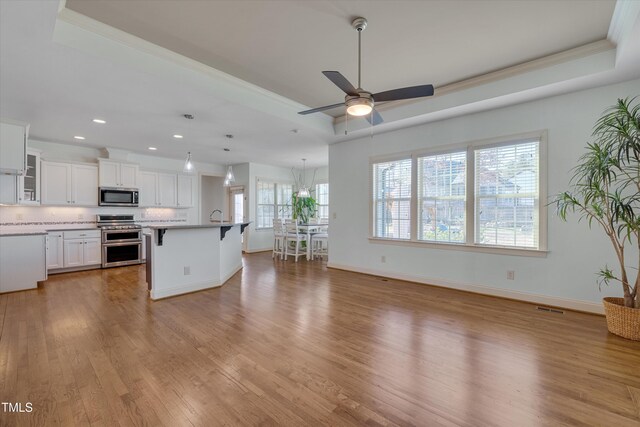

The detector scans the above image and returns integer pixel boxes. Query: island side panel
[220,226,243,283]
[150,227,222,299]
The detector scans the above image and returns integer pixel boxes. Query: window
[372,158,412,239]
[370,133,544,252]
[417,151,466,243]
[256,180,293,229]
[475,140,539,248]
[315,183,329,220]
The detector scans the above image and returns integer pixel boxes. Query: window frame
[255,177,293,230]
[369,130,547,257]
[315,182,330,221]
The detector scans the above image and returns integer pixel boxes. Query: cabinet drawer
[63,229,100,240]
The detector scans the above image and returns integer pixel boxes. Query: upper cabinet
[98,160,138,188]
[138,171,194,208]
[0,119,29,175]
[177,175,194,208]
[41,161,98,206]
[18,149,41,205]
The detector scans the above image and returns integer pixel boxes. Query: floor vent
[536,306,564,314]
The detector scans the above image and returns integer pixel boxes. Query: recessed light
[74,136,85,140]
[92,119,106,124]
[173,134,183,139]
[148,147,157,151]
[223,148,230,152]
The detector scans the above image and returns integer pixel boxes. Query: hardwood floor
[1,252,639,426]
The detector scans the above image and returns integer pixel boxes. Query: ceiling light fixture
[223,165,235,187]
[183,151,194,173]
[74,136,85,140]
[173,134,183,139]
[148,147,157,151]
[297,158,311,198]
[345,96,373,116]
[92,118,106,124]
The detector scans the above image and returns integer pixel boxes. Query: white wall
[328,78,640,313]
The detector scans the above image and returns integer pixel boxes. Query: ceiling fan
[298,17,434,125]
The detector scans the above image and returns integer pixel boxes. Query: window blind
[373,159,412,239]
[474,141,539,248]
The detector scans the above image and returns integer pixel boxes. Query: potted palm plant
[292,192,317,224]
[555,97,639,340]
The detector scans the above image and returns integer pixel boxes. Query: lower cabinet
[47,229,102,271]
[46,232,64,269]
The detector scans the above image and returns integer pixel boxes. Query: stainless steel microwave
[99,187,139,207]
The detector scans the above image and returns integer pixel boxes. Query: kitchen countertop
[147,222,250,230]
[0,230,49,237]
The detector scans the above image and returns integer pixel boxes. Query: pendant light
[183,151,194,173]
[224,165,235,187]
[297,159,310,198]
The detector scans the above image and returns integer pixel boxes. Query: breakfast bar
[145,222,249,300]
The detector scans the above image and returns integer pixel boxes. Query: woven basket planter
[602,297,640,341]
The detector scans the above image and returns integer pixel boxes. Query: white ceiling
[65,0,616,113]
[1,0,639,168]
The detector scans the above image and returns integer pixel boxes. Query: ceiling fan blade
[322,71,358,96]
[298,102,345,115]
[366,109,384,126]
[373,84,434,102]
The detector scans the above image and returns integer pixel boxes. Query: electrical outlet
[184,266,191,275]
[381,256,386,263]
[16,213,23,220]
[332,212,337,219]
[507,270,515,280]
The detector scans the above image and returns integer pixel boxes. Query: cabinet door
[20,150,40,205]
[0,174,18,205]
[63,240,84,267]
[139,171,158,207]
[99,160,120,187]
[0,121,27,174]
[120,164,138,188]
[157,173,177,207]
[47,232,64,269]
[72,164,98,206]
[83,238,102,266]
[41,161,72,205]
[177,175,194,208]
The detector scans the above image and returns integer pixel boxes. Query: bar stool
[272,219,285,259]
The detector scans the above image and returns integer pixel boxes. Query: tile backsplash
[0,206,188,229]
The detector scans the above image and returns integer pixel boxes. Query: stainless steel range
[96,214,142,268]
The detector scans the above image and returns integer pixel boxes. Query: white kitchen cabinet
[0,234,47,293]
[139,171,158,207]
[18,150,41,205]
[46,232,64,270]
[84,238,101,265]
[72,164,99,205]
[41,161,98,206]
[177,174,194,208]
[158,173,177,207]
[41,161,71,205]
[99,160,138,188]
[0,120,28,175]
[62,230,101,268]
[139,171,178,207]
[0,175,18,205]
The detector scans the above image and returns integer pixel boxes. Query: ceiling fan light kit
[298,17,434,126]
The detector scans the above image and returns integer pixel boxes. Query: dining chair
[311,226,328,260]
[272,219,285,259]
[284,222,307,262]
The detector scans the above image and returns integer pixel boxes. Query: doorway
[229,186,246,251]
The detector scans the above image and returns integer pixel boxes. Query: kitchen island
[145,222,249,300]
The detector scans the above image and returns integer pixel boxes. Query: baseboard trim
[221,263,243,283]
[327,262,604,315]
[150,280,221,300]
[244,248,272,254]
